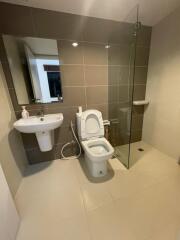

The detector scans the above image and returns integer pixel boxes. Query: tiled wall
[132,43,151,142]
[0,2,151,164]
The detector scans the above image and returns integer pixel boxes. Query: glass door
[108,6,139,168]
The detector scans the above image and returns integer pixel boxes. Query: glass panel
[108,6,139,168]
[129,11,152,168]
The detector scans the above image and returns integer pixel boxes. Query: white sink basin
[14,114,63,152]
[14,114,63,133]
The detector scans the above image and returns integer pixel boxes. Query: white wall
[143,6,180,160]
[0,163,20,240]
[0,62,28,196]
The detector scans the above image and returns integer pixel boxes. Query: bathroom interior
[1,0,180,239]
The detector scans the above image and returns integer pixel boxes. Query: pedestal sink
[14,114,63,152]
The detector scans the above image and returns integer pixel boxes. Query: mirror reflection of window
[3,35,63,105]
[44,65,62,99]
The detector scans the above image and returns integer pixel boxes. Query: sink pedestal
[36,131,54,152]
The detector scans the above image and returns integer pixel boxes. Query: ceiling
[1,0,180,26]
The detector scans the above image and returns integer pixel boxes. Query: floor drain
[138,148,144,152]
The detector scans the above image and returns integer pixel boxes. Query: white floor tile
[15,141,180,240]
[81,182,113,211]
[87,202,136,240]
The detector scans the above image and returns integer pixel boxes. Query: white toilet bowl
[76,109,114,177]
[82,137,114,177]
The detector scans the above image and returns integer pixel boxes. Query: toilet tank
[76,109,104,140]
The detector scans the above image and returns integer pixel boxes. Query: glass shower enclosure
[108,6,140,168]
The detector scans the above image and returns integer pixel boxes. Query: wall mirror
[3,35,63,105]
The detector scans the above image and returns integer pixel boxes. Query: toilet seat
[81,137,114,162]
[79,109,104,140]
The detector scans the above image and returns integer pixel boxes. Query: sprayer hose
[61,121,81,159]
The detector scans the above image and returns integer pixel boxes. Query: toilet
[76,109,114,177]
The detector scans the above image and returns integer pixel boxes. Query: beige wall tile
[0,3,35,36]
[135,46,150,66]
[26,147,55,164]
[108,86,119,103]
[108,66,129,86]
[61,86,86,106]
[131,113,144,131]
[83,18,112,42]
[61,65,84,86]
[109,85,129,103]
[21,134,38,150]
[137,25,152,46]
[134,67,148,85]
[54,126,77,144]
[84,43,108,65]
[58,40,84,64]
[85,66,108,86]
[130,130,142,142]
[108,44,130,65]
[32,8,84,40]
[86,86,108,105]
[86,104,108,119]
[133,85,146,101]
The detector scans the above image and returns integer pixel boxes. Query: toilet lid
[81,110,104,140]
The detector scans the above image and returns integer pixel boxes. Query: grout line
[14,100,131,113]
[14,105,82,113]
[58,38,143,46]
[135,65,148,68]
[82,42,87,109]
[70,159,94,240]
[60,63,148,67]
[60,83,147,87]
[56,62,148,68]
[63,85,85,88]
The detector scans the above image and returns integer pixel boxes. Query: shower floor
[15,142,180,240]
[114,141,152,168]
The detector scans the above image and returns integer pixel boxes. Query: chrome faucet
[37,109,44,120]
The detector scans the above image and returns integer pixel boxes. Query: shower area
[108,7,151,168]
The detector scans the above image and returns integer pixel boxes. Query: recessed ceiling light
[105,45,110,49]
[72,42,79,47]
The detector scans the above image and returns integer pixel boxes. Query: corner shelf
[133,100,149,106]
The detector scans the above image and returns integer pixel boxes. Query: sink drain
[138,148,144,152]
